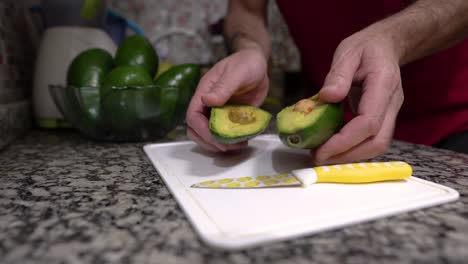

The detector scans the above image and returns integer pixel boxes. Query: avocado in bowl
[51,35,201,142]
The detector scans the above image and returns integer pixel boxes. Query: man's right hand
[186,48,269,152]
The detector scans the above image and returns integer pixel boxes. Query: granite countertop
[1,128,468,264]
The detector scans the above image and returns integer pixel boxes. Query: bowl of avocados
[49,35,201,142]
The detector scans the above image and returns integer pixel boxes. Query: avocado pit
[293,98,317,114]
[228,108,256,124]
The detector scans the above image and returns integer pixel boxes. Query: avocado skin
[211,126,269,145]
[278,103,344,149]
[100,66,155,134]
[153,64,201,124]
[66,48,114,128]
[154,84,179,129]
[115,35,159,77]
[67,48,115,88]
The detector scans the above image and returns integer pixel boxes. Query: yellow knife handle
[293,161,412,186]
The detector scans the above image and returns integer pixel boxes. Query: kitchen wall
[109,0,300,70]
[0,0,302,150]
[109,0,302,112]
[0,1,34,150]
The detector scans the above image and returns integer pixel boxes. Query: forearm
[224,0,271,60]
[370,0,468,65]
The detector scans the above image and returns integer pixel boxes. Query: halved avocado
[210,105,272,144]
[276,95,343,149]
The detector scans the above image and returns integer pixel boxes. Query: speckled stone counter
[1,129,467,264]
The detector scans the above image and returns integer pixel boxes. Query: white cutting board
[143,135,459,250]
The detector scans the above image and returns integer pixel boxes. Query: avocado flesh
[276,97,343,149]
[210,105,272,144]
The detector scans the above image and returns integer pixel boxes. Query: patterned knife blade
[191,174,301,189]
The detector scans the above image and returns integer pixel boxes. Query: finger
[187,126,247,153]
[186,109,225,152]
[185,68,228,151]
[200,65,250,107]
[229,76,269,107]
[313,114,381,163]
[315,69,400,162]
[357,67,400,125]
[186,67,222,120]
[187,127,221,152]
[313,109,395,165]
[347,84,362,115]
[319,49,361,103]
[186,110,247,152]
[313,88,402,165]
[186,62,254,152]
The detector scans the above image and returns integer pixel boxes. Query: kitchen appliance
[33,26,116,128]
[143,134,459,250]
[29,0,137,128]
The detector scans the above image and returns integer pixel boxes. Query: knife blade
[191,161,412,189]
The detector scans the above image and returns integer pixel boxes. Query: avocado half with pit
[210,105,272,144]
[276,95,344,149]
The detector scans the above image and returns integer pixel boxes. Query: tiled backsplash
[0,0,33,150]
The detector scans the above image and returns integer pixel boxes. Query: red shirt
[276,0,468,145]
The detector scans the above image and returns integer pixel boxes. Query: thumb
[319,53,359,103]
[200,67,245,107]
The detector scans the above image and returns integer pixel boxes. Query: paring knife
[191,161,412,189]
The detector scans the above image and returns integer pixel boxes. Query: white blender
[30,0,117,128]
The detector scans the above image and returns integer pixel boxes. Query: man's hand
[313,0,468,165]
[313,29,404,165]
[186,0,270,152]
[186,49,269,152]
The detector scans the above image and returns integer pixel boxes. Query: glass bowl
[49,84,186,141]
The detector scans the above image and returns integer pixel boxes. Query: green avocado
[153,64,201,125]
[115,35,159,77]
[209,105,272,144]
[67,48,115,88]
[66,48,115,128]
[276,95,344,149]
[100,65,153,98]
[100,65,156,134]
[154,84,179,129]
